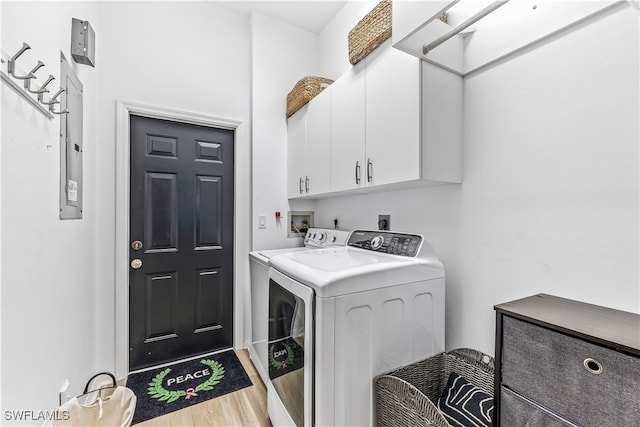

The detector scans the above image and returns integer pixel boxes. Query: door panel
[129,115,234,371]
[287,107,306,198]
[365,44,421,187]
[145,172,178,252]
[330,62,366,192]
[306,87,331,195]
[147,135,177,158]
[195,175,223,248]
[194,268,224,333]
[145,272,178,341]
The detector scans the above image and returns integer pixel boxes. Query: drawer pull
[583,358,603,375]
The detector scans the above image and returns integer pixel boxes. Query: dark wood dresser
[494,294,640,426]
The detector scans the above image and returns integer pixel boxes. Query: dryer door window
[268,278,309,426]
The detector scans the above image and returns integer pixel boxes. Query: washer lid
[269,246,444,298]
[249,228,350,263]
[257,247,310,260]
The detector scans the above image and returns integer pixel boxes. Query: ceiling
[214,1,347,34]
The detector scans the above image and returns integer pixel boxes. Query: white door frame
[114,100,250,379]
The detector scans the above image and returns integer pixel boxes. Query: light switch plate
[258,215,266,229]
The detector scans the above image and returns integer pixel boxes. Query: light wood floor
[131,350,272,427]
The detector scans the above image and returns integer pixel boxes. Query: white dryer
[266,230,445,427]
[248,228,350,385]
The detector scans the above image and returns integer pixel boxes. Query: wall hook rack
[1,42,54,119]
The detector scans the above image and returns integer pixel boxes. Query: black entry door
[129,115,234,371]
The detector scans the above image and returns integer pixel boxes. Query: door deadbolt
[131,240,143,251]
[131,259,143,269]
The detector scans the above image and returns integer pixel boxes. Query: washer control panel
[304,228,350,248]
[348,230,422,257]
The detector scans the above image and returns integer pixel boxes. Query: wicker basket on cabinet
[348,0,392,66]
[286,76,333,118]
[375,348,494,427]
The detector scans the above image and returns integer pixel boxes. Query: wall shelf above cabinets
[392,0,624,76]
[288,41,462,200]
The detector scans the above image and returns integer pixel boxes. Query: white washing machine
[266,230,445,427]
[248,228,350,385]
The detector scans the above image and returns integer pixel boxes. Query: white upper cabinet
[305,87,332,196]
[287,106,307,199]
[287,88,332,199]
[392,0,621,76]
[365,41,421,187]
[330,62,366,193]
[289,42,463,199]
[330,42,424,193]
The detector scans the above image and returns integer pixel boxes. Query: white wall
[315,3,639,355]
[95,1,251,375]
[251,12,318,251]
[1,1,100,420]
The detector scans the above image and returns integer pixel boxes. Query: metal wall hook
[40,87,65,105]
[32,74,54,96]
[49,106,69,115]
[10,70,35,81]
[23,61,45,90]
[7,42,35,79]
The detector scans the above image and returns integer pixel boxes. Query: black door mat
[126,350,252,425]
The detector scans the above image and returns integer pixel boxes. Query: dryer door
[267,267,314,427]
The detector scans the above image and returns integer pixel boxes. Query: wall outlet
[378,214,390,231]
[59,379,71,405]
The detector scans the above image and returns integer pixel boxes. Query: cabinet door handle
[299,177,304,194]
[367,158,373,183]
[355,161,361,184]
[305,176,309,193]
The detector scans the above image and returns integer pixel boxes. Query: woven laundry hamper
[375,348,494,427]
[286,76,333,118]
[348,0,392,66]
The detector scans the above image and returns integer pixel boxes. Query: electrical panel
[59,53,83,219]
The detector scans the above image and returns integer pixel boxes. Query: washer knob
[371,235,384,250]
[319,232,327,242]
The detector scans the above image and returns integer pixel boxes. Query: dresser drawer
[501,387,574,427]
[502,316,640,426]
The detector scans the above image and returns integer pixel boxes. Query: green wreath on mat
[269,342,295,369]
[147,359,225,403]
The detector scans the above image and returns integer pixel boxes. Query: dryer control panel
[348,230,422,257]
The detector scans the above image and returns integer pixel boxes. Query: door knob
[131,259,143,269]
[131,240,143,251]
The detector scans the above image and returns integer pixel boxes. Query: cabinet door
[331,62,366,192]
[287,107,306,198]
[365,44,421,187]
[305,87,331,196]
